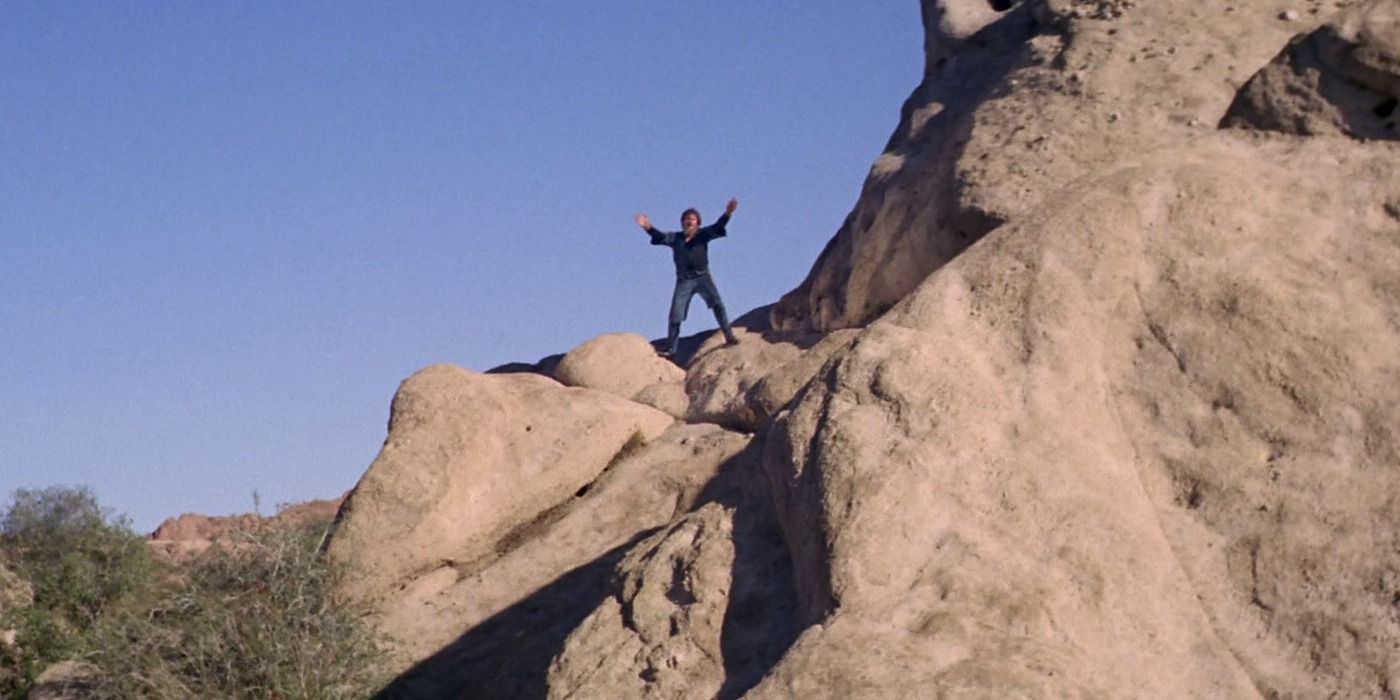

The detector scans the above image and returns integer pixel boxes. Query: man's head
[681,208,701,234]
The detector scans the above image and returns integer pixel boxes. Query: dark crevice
[1374,96,1398,119]
[988,0,1015,10]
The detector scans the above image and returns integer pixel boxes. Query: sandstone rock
[546,503,736,700]
[1223,0,1400,139]
[546,441,800,700]
[633,379,690,418]
[148,496,343,559]
[326,365,673,603]
[372,423,761,696]
[772,0,1306,332]
[759,134,1400,698]
[355,3,1400,698]
[682,332,806,430]
[553,332,685,401]
[744,329,860,427]
[678,328,861,432]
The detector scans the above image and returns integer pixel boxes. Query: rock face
[148,496,343,558]
[771,0,1315,332]
[553,332,690,417]
[335,1,1400,698]
[756,135,1400,698]
[1222,0,1400,139]
[327,365,674,603]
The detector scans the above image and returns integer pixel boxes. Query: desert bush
[1,485,153,627]
[1,486,389,699]
[0,485,153,697]
[87,522,389,699]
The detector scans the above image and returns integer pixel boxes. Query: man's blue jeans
[666,272,736,354]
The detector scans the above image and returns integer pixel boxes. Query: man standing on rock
[635,198,741,358]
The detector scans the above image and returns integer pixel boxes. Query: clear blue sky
[1,2,922,532]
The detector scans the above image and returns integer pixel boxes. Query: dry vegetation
[0,486,389,699]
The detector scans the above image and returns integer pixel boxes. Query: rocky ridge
[323,1,1400,697]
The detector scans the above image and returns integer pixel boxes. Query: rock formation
[326,1,1400,697]
[327,365,674,604]
[148,496,343,558]
[1223,0,1400,138]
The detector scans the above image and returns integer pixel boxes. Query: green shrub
[0,485,152,697]
[1,485,153,628]
[87,523,389,699]
[0,486,389,699]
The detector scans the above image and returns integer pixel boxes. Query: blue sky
[1,2,922,532]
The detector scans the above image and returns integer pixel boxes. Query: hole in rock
[988,0,1015,10]
[1373,96,1397,119]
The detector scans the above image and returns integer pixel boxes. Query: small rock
[1280,9,1300,21]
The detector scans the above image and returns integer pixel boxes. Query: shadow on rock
[372,531,656,700]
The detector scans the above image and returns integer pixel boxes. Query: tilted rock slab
[755,134,1400,698]
[327,364,673,603]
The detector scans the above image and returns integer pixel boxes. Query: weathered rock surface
[372,423,769,697]
[327,365,673,603]
[553,332,686,401]
[545,446,799,700]
[757,135,1400,698]
[343,2,1400,698]
[772,0,1325,332]
[680,329,861,432]
[1223,0,1400,139]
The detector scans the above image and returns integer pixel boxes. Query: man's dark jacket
[647,213,730,279]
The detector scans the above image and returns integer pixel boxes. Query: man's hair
[680,208,702,226]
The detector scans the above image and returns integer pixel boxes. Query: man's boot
[661,322,682,357]
[714,306,739,346]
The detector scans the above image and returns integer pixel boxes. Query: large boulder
[327,365,673,603]
[771,0,1315,332]
[756,134,1400,698]
[1222,0,1400,139]
[552,332,685,401]
[372,422,763,696]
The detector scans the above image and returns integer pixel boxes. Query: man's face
[682,212,700,234]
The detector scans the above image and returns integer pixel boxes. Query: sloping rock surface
[771,0,1326,332]
[334,1,1400,698]
[756,134,1400,698]
[327,365,673,603]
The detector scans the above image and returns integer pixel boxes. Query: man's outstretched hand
[725,198,739,215]
[635,213,652,230]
